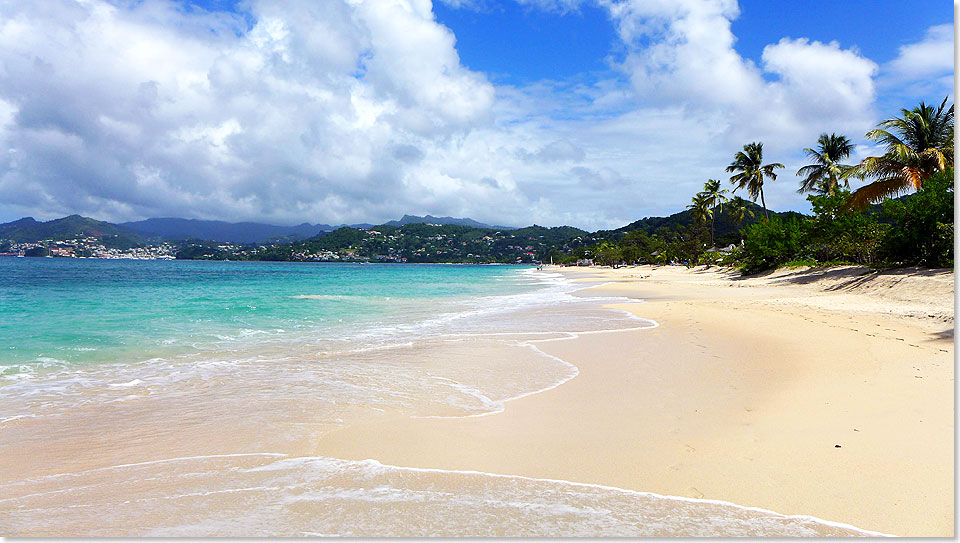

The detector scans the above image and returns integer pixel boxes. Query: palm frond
[848,176,915,208]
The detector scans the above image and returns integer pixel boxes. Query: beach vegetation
[737,217,807,274]
[686,193,713,231]
[726,142,785,220]
[797,133,858,196]
[804,191,888,264]
[593,241,624,267]
[878,168,954,267]
[727,196,755,229]
[23,246,51,257]
[701,179,729,245]
[850,97,954,208]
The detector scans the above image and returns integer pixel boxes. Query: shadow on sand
[733,265,951,291]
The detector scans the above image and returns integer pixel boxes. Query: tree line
[568,97,954,273]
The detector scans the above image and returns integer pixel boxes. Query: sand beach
[1,262,953,536]
[314,264,955,537]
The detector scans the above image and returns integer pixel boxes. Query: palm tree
[701,179,729,246]
[728,196,755,227]
[796,133,857,195]
[687,192,713,231]
[725,142,784,220]
[850,97,954,207]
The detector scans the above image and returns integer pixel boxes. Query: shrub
[879,168,954,267]
[806,191,888,264]
[738,217,808,274]
[593,241,623,266]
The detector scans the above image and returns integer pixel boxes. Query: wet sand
[314,264,955,536]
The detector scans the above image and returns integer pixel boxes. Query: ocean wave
[0,267,657,425]
[0,452,886,537]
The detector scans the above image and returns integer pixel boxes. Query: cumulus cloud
[879,24,954,98]
[885,24,954,81]
[516,139,586,163]
[0,0,948,231]
[609,0,878,148]
[0,0,500,225]
[598,0,888,212]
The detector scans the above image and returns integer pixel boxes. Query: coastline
[1,262,952,535]
[313,264,954,536]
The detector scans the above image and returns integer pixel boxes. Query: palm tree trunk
[760,187,769,220]
[710,210,715,246]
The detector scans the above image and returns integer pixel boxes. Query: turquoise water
[0,259,535,372]
[0,257,631,422]
[0,259,882,537]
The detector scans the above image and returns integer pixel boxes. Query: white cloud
[608,0,877,148]
[885,24,954,82]
[760,38,879,141]
[611,0,758,109]
[0,0,948,231]
[596,0,886,214]
[879,23,954,99]
[0,0,503,226]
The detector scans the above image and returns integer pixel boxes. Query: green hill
[595,201,803,244]
[0,215,144,247]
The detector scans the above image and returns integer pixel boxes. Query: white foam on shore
[241,454,893,537]
[0,414,36,424]
[406,269,661,418]
[417,317,661,420]
[0,452,290,491]
[0,266,663,425]
[0,268,903,537]
[3,450,889,536]
[108,378,145,388]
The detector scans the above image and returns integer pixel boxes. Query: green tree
[620,230,654,263]
[701,179,729,246]
[850,97,954,207]
[738,218,807,274]
[687,192,713,229]
[805,191,888,264]
[725,142,784,220]
[685,194,713,263]
[728,196,755,227]
[593,241,623,267]
[797,133,857,195]
[879,168,954,267]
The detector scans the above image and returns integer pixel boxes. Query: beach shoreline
[1,262,953,536]
[313,264,955,536]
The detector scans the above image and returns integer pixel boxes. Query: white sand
[315,264,955,536]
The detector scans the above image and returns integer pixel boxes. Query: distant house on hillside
[705,244,737,254]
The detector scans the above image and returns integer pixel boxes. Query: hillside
[599,201,803,241]
[382,214,514,230]
[2,204,809,263]
[120,218,334,244]
[0,215,143,247]
[222,222,588,263]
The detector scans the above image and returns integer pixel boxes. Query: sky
[0,0,953,230]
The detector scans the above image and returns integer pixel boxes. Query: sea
[0,258,881,536]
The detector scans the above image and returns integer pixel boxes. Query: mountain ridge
[383,214,515,230]
[0,204,803,246]
[0,214,516,244]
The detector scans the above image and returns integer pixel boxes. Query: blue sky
[0,0,953,229]
[434,0,950,86]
